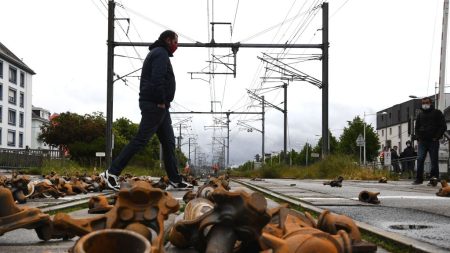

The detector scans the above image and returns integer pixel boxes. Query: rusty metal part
[182,190,196,204]
[70,178,89,194]
[151,176,168,190]
[378,177,387,183]
[0,186,71,241]
[59,182,78,195]
[261,228,352,253]
[29,181,65,199]
[72,229,151,253]
[317,210,361,242]
[358,191,380,204]
[183,197,214,221]
[54,180,179,253]
[195,176,230,200]
[168,198,214,249]
[170,188,270,253]
[10,174,32,203]
[265,206,316,237]
[323,176,343,187]
[436,180,450,197]
[125,222,153,242]
[88,195,113,214]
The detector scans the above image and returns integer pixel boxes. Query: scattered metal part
[71,229,151,253]
[170,188,270,253]
[429,177,439,187]
[0,186,71,241]
[317,210,377,252]
[88,195,113,214]
[10,174,32,203]
[358,191,380,204]
[125,222,153,242]
[261,207,352,252]
[182,190,196,204]
[54,180,179,253]
[317,210,361,242]
[378,177,387,183]
[151,176,169,190]
[169,198,214,248]
[436,180,450,197]
[261,227,352,253]
[323,176,343,187]
[29,181,65,199]
[183,198,214,221]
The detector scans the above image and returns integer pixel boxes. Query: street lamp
[364,111,387,166]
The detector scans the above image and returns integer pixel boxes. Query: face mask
[422,104,430,110]
[169,43,178,54]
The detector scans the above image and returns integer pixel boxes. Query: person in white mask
[412,97,447,185]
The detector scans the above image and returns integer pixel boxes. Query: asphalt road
[239,178,450,251]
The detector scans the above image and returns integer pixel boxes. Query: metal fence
[0,148,65,169]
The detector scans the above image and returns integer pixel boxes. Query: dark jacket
[400,146,416,159]
[139,40,176,105]
[415,105,447,141]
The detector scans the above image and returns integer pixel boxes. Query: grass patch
[361,232,415,253]
[230,155,393,181]
[21,159,167,177]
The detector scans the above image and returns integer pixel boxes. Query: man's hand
[157,103,166,109]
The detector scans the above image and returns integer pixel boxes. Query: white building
[31,106,51,149]
[0,42,34,149]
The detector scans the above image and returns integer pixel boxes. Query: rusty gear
[54,180,179,253]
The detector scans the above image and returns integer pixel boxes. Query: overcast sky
[0,0,446,165]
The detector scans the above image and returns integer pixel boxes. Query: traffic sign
[356,134,365,147]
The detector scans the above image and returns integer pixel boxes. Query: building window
[8,88,16,104]
[381,129,384,137]
[19,132,23,148]
[8,109,16,126]
[19,92,24,107]
[0,83,2,100]
[0,128,2,145]
[0,60,3,79]
[20,71,25,87]
[398,125,401,139]
[389,127,392,135]
[7,130,15,147]
[19,112,24,127]
[0,106,2,123]
[9,67,17,84]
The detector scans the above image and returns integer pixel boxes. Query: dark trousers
[416,140,440,181]
[108,101,181,183]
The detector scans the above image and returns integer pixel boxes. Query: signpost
[356,134,365,165]
[96,152,106,169]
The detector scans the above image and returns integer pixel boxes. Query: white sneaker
[166,180,193,191]
[100,170,120,191]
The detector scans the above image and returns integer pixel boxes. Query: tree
[312,130,339,156]
[39,112,106,165]
[337,116,379,161]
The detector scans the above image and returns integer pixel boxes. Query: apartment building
[31,106,51,149]
[0,42,34,149]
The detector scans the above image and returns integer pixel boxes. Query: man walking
[412,97,447,186]
[101,30,192,191]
